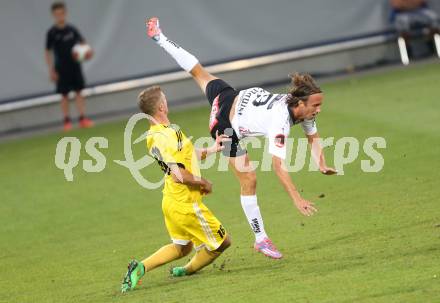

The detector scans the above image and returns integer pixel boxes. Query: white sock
[154,33,199,72]
[240,195,268,242]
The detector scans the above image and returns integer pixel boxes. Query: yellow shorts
[162,197,227,251]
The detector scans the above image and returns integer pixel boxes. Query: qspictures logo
[54,113,386,189]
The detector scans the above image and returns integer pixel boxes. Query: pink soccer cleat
[146,17,161,41]
[254,238,283,259]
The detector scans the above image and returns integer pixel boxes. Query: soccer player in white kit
[146,17,337,259]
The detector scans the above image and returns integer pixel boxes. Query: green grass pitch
[1,63,440,303]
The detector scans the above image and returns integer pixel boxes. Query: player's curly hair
[286,73,322,107]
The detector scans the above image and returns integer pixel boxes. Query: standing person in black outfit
[45,2,93,131]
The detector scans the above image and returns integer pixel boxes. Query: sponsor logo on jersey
[239,127,250,136]
[209,96,219,130]
[274,134,285,148]
[237,88,260,116]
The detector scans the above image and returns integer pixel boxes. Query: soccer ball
[72,44,93,62]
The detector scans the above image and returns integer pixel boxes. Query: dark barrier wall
[0,0,439,101]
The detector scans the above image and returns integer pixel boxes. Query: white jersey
[231,87,317,159]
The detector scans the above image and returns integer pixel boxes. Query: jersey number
[217,225,226,239]
[252,94,283,109]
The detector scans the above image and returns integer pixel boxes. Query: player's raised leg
[146,17,217,93]
[229,153,282,259]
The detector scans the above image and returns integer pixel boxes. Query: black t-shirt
[46,24,84,70]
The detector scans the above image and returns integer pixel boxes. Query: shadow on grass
[111,261,286,299]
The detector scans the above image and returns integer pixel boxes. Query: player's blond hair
[138,85,164,115]
[286,73,322,107]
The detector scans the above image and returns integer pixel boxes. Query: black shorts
[206,79,246,157]
[56,64,85,95]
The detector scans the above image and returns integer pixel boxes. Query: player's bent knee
[249,172,257,186]
[241,172,257,193]
[183,242,194,256]
[175,242,193,257]
[190,63,215,80]
[190,63,218,92]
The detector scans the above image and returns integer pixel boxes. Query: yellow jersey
[146,123,202,204]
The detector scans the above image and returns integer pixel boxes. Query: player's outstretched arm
[272,156,317,216]
[145,17,217,93]
[307,133,337,175]
[196,131,231,160]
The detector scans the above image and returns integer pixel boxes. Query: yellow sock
[142,244,183,272]
[184,247,221,274]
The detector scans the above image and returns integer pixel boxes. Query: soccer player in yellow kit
[121,86,231,293]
